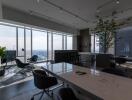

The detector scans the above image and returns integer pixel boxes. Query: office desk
[36,63,132,100]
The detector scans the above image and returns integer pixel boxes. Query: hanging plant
[94,16,118,53]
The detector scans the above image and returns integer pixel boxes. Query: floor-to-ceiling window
[0,22,73,63]
[53,33,63,59]
[25,28,32,62]
[67,36,73,50]
[0,24,16,65]
[17,27,25,62]
[0,24,16,50]
[32,29,47,61]
[91,33,99,53]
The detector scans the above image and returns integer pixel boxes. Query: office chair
[102,68,126,77]
[27,55,38,63]
[15,58,31,75]
[58,88,79,100]
[114,57,127,66]
[31,69,58,100]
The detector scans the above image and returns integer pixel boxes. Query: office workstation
[36,62,132,100]
[1,0,132,100]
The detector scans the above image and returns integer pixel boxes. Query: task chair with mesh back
[31,69,58,100]
[15,58,30,75]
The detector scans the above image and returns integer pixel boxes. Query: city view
[32,50,47,61]
[0,22,73,63]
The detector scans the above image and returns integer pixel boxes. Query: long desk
[36,63,132,100]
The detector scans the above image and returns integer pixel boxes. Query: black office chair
[58,88,79,100]
[15,58,31,75]
[102,68,126,77]
[15,59,29,68]
[27,55,38,63]
[115,57,127,66]
[31,69,58,100]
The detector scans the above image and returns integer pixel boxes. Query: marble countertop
[37,62,132,100]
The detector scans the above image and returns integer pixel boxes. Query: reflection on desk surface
[37,62,132,100]
[37,63,73,74]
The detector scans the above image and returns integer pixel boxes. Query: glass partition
[67,36,73,50]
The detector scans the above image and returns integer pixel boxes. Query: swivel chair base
[31,90,53,100]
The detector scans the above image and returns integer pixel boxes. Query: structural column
[77,28,91,52]
[0,0,3,19]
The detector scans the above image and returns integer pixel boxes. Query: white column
[73,35,77,50]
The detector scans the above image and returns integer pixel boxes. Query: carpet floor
[0,79,62,100]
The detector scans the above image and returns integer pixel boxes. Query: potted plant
[94,16,118,53]
[0,46,6,76]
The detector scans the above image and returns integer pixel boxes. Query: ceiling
[2,0,132,29]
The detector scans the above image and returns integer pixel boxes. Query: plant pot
[0,68,5,76]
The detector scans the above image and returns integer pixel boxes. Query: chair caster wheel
[31,97,34,100]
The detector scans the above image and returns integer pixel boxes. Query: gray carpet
[0,69,33,87]
[0,79,62,100]
[9,87,60,100]
[1,74,25,85]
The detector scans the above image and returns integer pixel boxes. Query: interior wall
[2,5,79,35]
[77,28,91,52]
[115,27,132,57]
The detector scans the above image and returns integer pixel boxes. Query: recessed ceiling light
[116,0,120,4]
[37,0,40,3]
[96,9,100,13]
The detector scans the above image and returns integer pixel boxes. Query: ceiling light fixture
[96,0,120,13]
[37,0,40,3]
[116,0,120,4]
[96,9,100,13]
